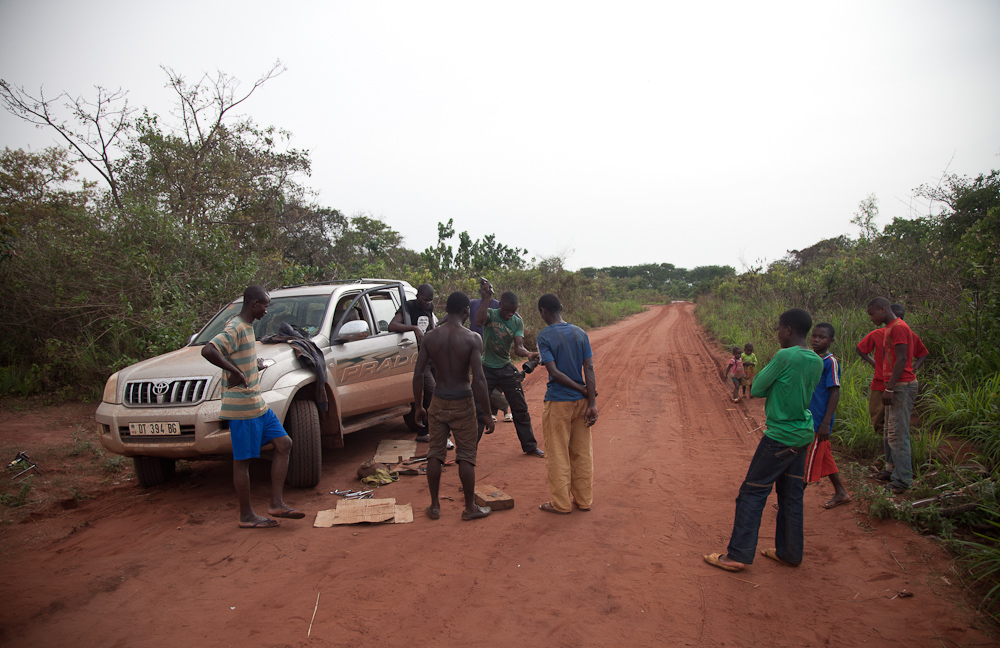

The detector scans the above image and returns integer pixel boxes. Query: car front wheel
[286,400,322,488]
[133,456,176,488]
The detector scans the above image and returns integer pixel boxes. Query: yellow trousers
[542,399,593,513]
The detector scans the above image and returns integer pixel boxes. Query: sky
[2,0,998,272]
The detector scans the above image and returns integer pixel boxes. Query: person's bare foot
[239,514,278,529]
[703,552,745,572]
[822,494,852,509]
[268,506,305,519]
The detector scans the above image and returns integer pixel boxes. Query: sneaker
[415,434,430,443]
[503,413,513,422]
[491,415,497,422]
[446,438,455,450]
[870,469,892,482]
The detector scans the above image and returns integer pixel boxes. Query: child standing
[704,308,823,572]
[741,343,758,398]
[805,322,851,508]
[725,346,746,402]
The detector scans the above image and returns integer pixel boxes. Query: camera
[522,358,539,374]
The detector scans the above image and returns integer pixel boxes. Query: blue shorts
[229,409,287,460]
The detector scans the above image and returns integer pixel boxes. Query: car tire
[286,399,322,488]
[133,456,176,488]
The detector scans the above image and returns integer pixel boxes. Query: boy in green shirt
[704,308,823,572]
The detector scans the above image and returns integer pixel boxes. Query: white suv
[96,280,422,488]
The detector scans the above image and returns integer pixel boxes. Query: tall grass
[923,372,1000,466]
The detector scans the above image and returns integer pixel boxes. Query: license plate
[128,421,181,436]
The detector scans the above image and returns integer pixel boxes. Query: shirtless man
[413,291,496,521]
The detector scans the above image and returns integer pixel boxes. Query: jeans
[727,435,808,565]
[885,381,918,489]
[476,364,538,452]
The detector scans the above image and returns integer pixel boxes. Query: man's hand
[228,370,247,389]
[482,414,495,434]
[527,351,540,362]
[414,406,427,428]
[479,281,494,300]
[413,328,425,345]
[815,424,831,443]
[585,405,599,427]
[882,391,894,406]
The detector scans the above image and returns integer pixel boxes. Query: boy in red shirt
[857,303,928,482]
[865,297,918,494]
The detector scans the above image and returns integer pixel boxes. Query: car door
[326,284,417,416]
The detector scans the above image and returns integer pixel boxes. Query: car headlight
[102,372,120,404]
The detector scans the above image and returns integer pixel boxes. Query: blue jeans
[885,381,918,489]
[727,435,808,565]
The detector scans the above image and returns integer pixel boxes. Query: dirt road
[1,303,994,647]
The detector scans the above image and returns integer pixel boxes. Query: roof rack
[275,278,410,291]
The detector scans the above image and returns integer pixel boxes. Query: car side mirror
[338,319,370,342]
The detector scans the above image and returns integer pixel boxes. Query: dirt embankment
[0,303,994,647]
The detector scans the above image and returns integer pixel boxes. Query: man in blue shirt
[535,293,598,514]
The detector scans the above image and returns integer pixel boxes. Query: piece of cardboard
[474,484,514,510]
[393,504,413,524]
[373,439,418,464]
[312,499,413,526]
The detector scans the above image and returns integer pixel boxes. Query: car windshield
[191,295,332,345]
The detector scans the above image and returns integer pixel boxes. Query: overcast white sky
[2,1,998,272]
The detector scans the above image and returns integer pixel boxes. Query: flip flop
[461,505,491,521]
[760,548,799,567]
[426,506,440,520]
[822,497,852,509]
[239,518,278,529]
[539,502,570,515]
[703,552,744,572]
[270,509,306,519]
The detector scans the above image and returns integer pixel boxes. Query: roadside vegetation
[696,173,1000,618]
[0,64,727,401]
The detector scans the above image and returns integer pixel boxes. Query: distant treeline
[579,263,735,300]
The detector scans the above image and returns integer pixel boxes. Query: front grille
[124,377,212,406]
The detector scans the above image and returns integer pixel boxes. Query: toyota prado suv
[95,280,423,488]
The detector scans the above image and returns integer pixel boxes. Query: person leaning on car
[389,283,437,440]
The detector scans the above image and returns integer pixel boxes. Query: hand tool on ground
[7,451,43,482]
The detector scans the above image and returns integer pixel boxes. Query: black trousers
[475,363,538,452]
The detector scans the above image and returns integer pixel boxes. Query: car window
[331,292,367,338]
[368,291,398,333]
[193,295,332,344]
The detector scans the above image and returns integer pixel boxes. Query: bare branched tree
[0,80,133,210]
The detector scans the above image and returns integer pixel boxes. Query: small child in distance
[725,346,746,403]
[741,343,758,399]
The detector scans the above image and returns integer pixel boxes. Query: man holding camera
[473,281,545,457]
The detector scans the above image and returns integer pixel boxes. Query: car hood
[116,343,305,397]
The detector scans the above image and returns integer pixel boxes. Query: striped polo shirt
[209,316,267,420]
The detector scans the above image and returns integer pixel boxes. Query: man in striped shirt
[202,285,305,528]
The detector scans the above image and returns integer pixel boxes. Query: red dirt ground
[0,303,995,647]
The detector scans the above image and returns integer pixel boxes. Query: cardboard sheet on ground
[313,498,413,526]
[373,439,417,463]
